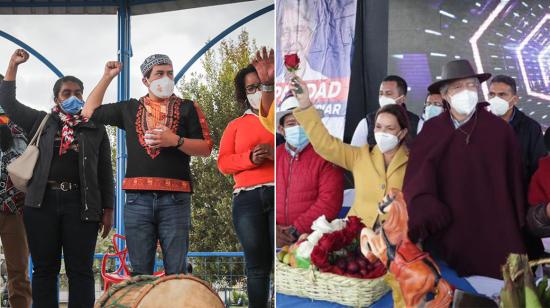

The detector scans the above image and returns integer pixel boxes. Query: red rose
[347,216,366,235]
[342,228,355,243]
[317,234,334,252]
[284,54,300,71]
[331,232,347,251]
[310,247,329,268]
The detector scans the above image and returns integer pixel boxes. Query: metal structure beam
[116,0,131,250]
[174,3,274,83]
[0,30,64,78]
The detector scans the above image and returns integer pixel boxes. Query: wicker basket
[276,261,390,307]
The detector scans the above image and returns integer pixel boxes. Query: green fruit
[277,251,287,262]
[296,255,311,269]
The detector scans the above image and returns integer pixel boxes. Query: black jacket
[509,107,546,183]
[0,81,114,222]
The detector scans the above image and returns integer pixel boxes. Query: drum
[95,274,225,308]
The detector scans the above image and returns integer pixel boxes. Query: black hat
[428,60,491,94]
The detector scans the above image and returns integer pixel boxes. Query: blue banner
[276,0,357,139]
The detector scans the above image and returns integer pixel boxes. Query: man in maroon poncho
[404,60,528,279]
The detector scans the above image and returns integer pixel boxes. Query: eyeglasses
[245,83,261,94]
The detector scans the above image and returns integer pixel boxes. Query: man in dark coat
[486,75,546,259]
[404,60,528,279]
[488,74,546,182]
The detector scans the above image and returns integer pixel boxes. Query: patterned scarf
[136,95,181,159]
[51,105,87,156]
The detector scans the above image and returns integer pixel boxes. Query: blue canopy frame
[1,1,274,249]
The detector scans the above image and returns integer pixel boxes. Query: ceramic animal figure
[360,189,454,308]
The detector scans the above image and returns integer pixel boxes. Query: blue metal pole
[174,4,274,83]
[0,30,64,78]
[116,0,131,250]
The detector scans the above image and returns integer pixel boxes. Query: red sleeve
[187,101,213,152]
[293,161,344,234]
[529,158,550,206]
[217,120,257,175]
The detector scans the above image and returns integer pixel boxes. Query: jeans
[232,186,274,308]
[124,191,191,275]
[24,189,99,308]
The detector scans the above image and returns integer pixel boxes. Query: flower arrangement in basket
[276,215,389,307]
[279,215,386,278]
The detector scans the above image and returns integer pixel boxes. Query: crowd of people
[0,48,275,308]
[276,58,550,295]
[2,43,550,307]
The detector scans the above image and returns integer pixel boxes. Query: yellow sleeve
[293,106,361,171]
[259,101,274,133]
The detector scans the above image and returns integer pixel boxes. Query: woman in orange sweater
[217,64,274,308]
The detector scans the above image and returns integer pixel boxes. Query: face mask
[488,96,512,117]
[149,76,174,99]
[285,125,309,149]
[60,96,84,115]
[449,90,478,115]
[375,132,400,153]
[423,105,444,120]
[247,91,262,110]
[379,95,402,107]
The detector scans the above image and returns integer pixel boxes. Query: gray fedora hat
[428,59,491,94]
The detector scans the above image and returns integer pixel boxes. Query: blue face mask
[423,105,444,120]
[285,125,309,150]
[60,96,84,115]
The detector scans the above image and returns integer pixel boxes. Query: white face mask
[488,96,512,117]
[247,92,262,110]
[449,90,478,115]
[379,95,402,107]
[149,76,174,99]
[375,132,400,153]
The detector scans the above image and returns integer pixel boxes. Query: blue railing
[24,252,277,307]
[24,252,247,306]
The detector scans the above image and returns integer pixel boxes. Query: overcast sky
[0,0,274,111]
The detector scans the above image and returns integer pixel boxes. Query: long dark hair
[375,104,410,144]
[233,64,257,109]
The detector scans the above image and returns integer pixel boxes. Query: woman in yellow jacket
[289,77,409,228]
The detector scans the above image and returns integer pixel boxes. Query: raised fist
[104,61,122,78]
[10,49,29,66]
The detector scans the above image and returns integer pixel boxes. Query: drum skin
[95,274,225,308]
